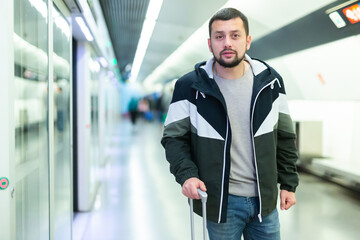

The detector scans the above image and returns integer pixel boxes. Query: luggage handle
[189,189,208,240]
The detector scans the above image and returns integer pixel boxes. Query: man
[161,7,298,240]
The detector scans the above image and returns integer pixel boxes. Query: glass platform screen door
[0,0,72,239]
[0,0,49,238]
[0,0,16,238]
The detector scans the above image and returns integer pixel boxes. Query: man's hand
[280,190,296,210]
[182,177,207,199]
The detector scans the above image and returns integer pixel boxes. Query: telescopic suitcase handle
[189,189,208,240]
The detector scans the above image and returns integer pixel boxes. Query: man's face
[208,18,251,68]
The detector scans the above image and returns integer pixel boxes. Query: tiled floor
[74,118,360,240]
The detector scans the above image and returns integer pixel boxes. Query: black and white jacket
[161,55,299,223]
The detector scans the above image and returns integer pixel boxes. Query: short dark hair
[208,8,249,37]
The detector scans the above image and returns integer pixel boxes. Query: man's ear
[246,35,252,50]
[208,38,213,53]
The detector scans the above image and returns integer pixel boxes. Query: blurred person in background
[161,7,298,240]
[128,97,139,125]
[155,92,165,123]
[55,85,67,131]
[138,97,151,121]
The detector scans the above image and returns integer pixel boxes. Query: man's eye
[233,34,240,38]
[215,35,223,39]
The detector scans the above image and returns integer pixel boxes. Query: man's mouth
[221,50,236,58]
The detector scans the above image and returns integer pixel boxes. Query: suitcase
[189,189,208,240]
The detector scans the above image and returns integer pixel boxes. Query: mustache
[220,49,237,54]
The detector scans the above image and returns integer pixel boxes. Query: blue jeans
[207,195,280,240]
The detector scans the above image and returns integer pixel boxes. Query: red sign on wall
[343,3,360,24]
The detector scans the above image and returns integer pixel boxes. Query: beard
[213,49,245,68]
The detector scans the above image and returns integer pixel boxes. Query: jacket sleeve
[161,80,199,186]
[276,79,299,192]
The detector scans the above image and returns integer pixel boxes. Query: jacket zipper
[270,78,281,89]
[193,86,230,223]
[218,116,229,223]
[251,78,278,223]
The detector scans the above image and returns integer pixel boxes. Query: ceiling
[98,0,350,87]
[99,0,227,81]
[139,0,340,90]
[99,0,150,79]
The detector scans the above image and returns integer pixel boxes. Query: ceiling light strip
[130,0,163,82]
[75,16,94,41]
[325,0,358,14]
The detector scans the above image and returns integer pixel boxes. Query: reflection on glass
[52,5,72,240]
[13,0,49,239]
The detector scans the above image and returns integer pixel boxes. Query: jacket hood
[191,54,283,106]
[195,54,276,80]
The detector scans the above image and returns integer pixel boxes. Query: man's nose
[224,36,232,48]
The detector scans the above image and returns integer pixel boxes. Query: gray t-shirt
[214,64,258,197]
